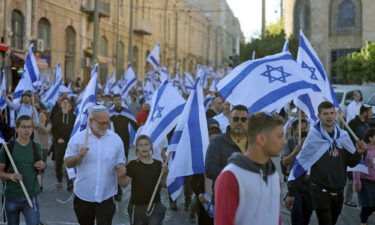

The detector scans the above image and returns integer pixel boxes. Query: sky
[227,0,282,41]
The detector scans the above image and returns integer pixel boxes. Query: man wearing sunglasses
[64,105,127,225]
[205,104,248,187]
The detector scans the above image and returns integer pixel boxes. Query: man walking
[64,105,127,225]
[0,115,46,225]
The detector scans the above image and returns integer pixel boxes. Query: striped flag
[24,44,40,89]
[41,63,63,108]
[146,42,160,70]
[0,69,7,111]
[121,63,137,98]
[166,78,209,200]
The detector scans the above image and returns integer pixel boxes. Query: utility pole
[206,19,210,65]
[128,0,134,66]
[280,0,283,20]
[215,27,219,70]
[115,0,120,79]
[173,10,178,76]
[261,0,266,37]
[92,0,99,64]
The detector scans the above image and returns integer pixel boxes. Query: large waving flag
[13,70,34,104]
[143,78,155,103]
[137,80,185,147]
[293,30,339,121]
[184,72,195,91]
[121,63,137,98]
[217,51,321,114]
[68,64,98,179]
[104,73,116,95]
[24,44,40,89]
[0,70,6,111]
[41,64,63,108]
[166,78,209,200]
[146,42,160,70]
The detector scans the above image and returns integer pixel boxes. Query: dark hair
[113,94,121,100]
[231,104,248,113]
[208,126,222,136]
[360,105,372,115]
[39,109,50,124]
[247,112,285,144]
[135,135,153,156]
[16,115,32,127]
[291,119,308,130]
[318,101,335,114]
[364,128,375,143]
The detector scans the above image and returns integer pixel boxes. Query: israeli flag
[146,42,160,70]
[13,70,34,104]
[104,73,116,95]
[184,72,195,91]
[347,159,369,174]
[166,78,209,200]
[288,121,356,181]
[293,30,339,121]
[24,44,40,89]
[0,131,4,143]
[204,94,213,110]
[143,79,155,103]
[41,64,63,108]
[0,70,7,111]
[282,40,289,52]
[109,106,137,123]
[121,63,137,98]
[217,51,321,114]
[158,66,170,82]
[137,80,185,148]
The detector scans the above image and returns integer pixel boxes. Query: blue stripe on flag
[150,56,159,67]
[149,104,185,143]
[122,78,137,96]
[168,176,185,195]
[299,37,326,82]
[219,54,294,99]
[297,94,318,121]
[248,81,321,114]
[45,81,62,102]
[188,91,205,174]
[292,159,306,179]
[25,54,38,83]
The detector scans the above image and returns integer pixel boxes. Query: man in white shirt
[64,105,127,225]
[346,91,362,122]
[213,101,231,133]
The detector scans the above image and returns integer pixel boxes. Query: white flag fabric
[120,63,137,98]
[217,51,321,114]
[146,42,160,70]
[104,73,116,95]
[0,70,7,111]
[41,64,63,108]
[282,40,289,52]
[137,80,185,147]
[166,78,209,200]
[13,70,34,104]
[158,66,170,82]
[184,72,195,91]
[24,44,40,89]
[294,30,339,121]
[143,79,155,103]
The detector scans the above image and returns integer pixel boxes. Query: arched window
[117,42,125,77]
[37,18,51,51]
[294,0,311,37]
[338,0,355,28]
[11,10,24,50]
[65,26,76,81]
[99,36,108,83]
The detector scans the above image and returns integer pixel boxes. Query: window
[338,0,355,28]
[65,26,76,81]
[294,0,311,37]
[11,10,24,50]
[99,37,108,84]
[37,18,51,51]
[330,48,360,77]
[117,42,125,78]
[132,46,138,74]
[99,36,108,56]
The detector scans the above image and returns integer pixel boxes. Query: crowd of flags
[0,31,347,199]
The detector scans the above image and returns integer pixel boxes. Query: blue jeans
[5,196,40,225]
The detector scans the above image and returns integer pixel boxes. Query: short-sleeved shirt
[0,141,42,197]
[126,159,162,205]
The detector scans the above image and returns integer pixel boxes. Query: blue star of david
[151,105,164,121]
[260,65,292,83]
[301,61,318,81]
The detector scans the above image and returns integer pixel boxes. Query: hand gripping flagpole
[146,152,172,216]
[0,141,33,208]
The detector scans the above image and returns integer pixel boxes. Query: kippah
[91,105,108,113]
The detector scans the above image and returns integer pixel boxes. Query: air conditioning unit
[36,39,44,52]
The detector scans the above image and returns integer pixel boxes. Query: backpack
[4,140,41,173]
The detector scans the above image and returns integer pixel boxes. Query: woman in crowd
[354,128,375,225]
[124,135,168,225]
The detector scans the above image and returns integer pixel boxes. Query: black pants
[55,143,67,182]
[360,207,375,223]
[291,186,313,225]
[127,202,166,225]
[73,196,116,225]
[311,188,344,225]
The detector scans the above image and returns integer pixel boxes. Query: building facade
[284,0,375,78]
[0,0,242,87]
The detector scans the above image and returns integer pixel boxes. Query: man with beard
[205,104,248,184]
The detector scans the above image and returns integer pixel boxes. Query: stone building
[0,0,242,87]
[284,0,375,78]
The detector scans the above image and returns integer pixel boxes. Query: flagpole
[146,152,171,215]
[336,112,359,142]
[1,141,33,208]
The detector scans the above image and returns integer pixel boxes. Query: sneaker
[56,182,62,188]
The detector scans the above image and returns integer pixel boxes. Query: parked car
[364,93,375,127]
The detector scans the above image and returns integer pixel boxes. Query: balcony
[133,18,152,35]
[81,0,110,18]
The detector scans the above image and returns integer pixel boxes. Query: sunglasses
[233,116,248,123]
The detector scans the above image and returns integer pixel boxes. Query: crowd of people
[0,77,374,225]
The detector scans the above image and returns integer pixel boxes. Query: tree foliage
[333,41,375,84]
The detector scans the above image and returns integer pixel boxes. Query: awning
[97,55,112,64]
[12,52,49,70]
